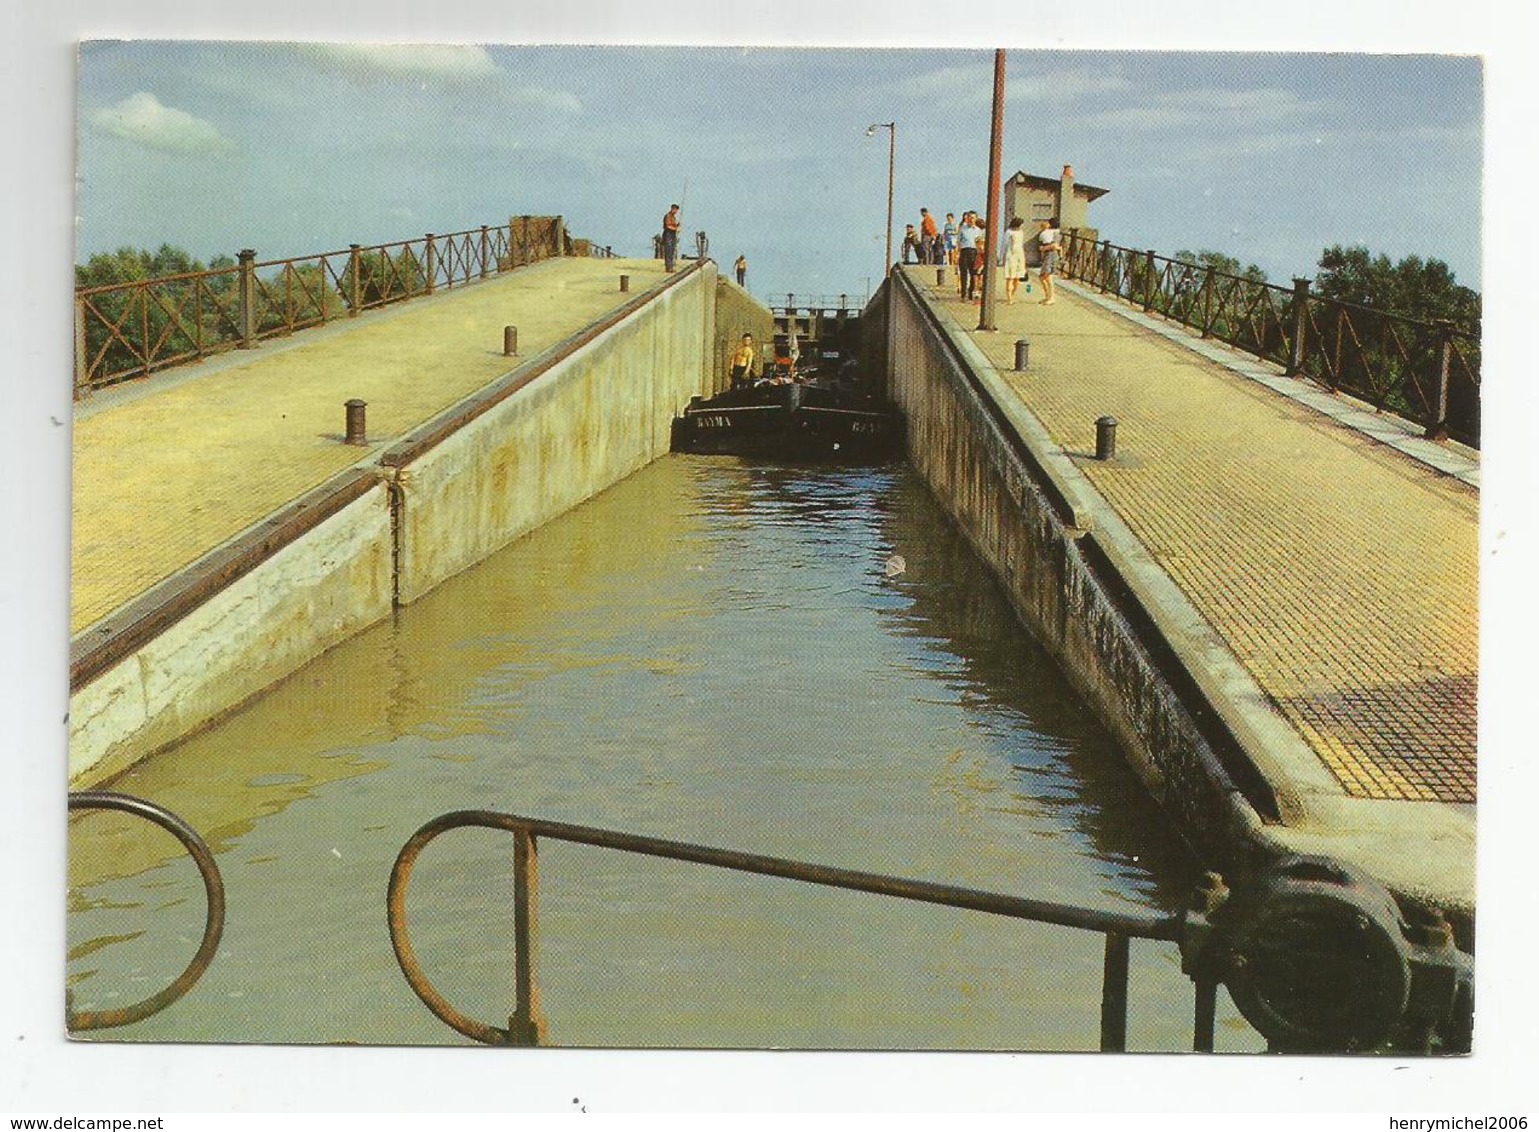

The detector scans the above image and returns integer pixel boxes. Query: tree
[1311,245,1481,441]
[1313,244,1479,328]
[1174,249,1268,284]
[76,245,232,383]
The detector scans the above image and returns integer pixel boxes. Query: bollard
[936,266,946,287]
[504,326,518,357]
[344,399,368,445]
[1014,339,1030,371]
[1095,416,1118,461]
[619,274,630,293]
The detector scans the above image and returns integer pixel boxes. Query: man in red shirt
[662,204,681,271]
[920,208,939,265]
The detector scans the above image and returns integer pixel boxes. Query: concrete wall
[711,278,775,393]
[69,484,395,783]
[882,273,1267,867]
[392,266,716,604]
[69,264,720,786]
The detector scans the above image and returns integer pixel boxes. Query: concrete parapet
[881,269,1474,932]
[69,480,394,784]
[68,262,719,786]
[386,264,716,605]
[885,272,1266,869]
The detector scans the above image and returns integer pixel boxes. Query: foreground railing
[73,215,613,395]
[66,792,226,1032]
[388,808,1476,1053]
[1061,234,1480,447]
[387,808,1217,1050]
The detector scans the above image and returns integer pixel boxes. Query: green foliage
[1313,244,1479,331]
[75,244,243,384]
[76,244,208,288]
[1174,249,1269,283]
[1310,245,1480,442]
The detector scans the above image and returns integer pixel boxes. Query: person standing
[957,211,983,301]
[1002,217,1028,304]
[1037,218,1062,305]
[729,332,757,387]
[920,208,939,265]
[942,212,958,268]
[901,223,922,264]
[662,204,681,271]
[734,254,747,287]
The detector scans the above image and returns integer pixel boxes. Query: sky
[75,44,1483,304]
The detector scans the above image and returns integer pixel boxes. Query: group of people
[904,207,1061,306]
[728,331,802,388]
[662,203,752,289]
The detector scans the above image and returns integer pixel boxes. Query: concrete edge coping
[69,467,383,692]
[69,260,715,691]
[1060,281,1480,489]
[379,259,712,468]
[897,273,1099,533]
[906,278,1475,912]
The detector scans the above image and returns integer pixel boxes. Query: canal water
[68,456,1259,1050]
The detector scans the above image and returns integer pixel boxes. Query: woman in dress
[1003,217,1028,304]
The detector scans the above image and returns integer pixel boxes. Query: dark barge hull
[670,382,905,462]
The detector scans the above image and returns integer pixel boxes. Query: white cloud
[302,43,503,84]
[1008,65,1133,104]
[503,85,584,115]
[88,92,235,156]
[1073,87,1330,130]
[888,62,1132,108]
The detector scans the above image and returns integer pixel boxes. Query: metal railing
[73,215,613,394]
[387,808,1223,1050]
[776,292,869,315]
[1061,233,1480,447]
[66,791,226,1031]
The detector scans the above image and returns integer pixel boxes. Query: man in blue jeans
[662,204,681,271]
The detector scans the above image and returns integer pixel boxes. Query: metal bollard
[1014,339,1030,371]
[344,399,368,445]
[1095,416,1118,461]
[936,267,946,287]
[503,326,518,357]
[619,274,630,293]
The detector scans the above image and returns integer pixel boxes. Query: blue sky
[77,43,1482,303]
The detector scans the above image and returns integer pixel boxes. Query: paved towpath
[907,267,1478,807]
[71,257,666,633]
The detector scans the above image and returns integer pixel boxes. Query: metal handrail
[66,791,226,1031]
[73,215,612,394]
[1060,233,1480,445]
[387,808,1219,1051]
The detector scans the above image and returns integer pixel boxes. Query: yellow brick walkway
[915,270,1478,804]
[71,257,668,632]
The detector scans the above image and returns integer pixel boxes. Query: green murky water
[68,456,1259,1050]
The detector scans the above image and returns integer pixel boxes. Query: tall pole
[868,122,897,280]
[978,49,1006,331]
[886,123,896,276]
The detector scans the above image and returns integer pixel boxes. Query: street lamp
[866,122,896,277]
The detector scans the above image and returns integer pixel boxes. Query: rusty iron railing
[777,291,869,315]
[387,808,1225,1051]
[1060,233,1480,447]
[73,215,614,395]
[66,791,226,1031]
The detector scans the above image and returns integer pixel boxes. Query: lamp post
[978,50,1006,331]
[866,122,896,277]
